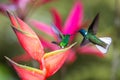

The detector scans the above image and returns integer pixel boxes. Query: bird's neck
[79,29,87,36]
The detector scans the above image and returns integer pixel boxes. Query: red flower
[6,11,76,80]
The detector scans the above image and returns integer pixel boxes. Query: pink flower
[0,0,55,20]
[6,11,76,80]
[32,1,83,37]
[30,1,83,63]
[30,1,105,60]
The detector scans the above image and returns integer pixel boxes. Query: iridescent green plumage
[51,24,70,48]
[79,13,107,48]
[59,35,70,48]
[80,29,107,48]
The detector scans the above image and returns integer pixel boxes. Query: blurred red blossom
[0,0,30,20]
[0,0,55,20]
[78,44,104,57]
[6,11,76,80]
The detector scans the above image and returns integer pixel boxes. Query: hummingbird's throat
[79,29,87,36]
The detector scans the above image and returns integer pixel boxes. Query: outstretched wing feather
[88,13,99,35]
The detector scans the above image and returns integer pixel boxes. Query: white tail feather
[95,37,112,54]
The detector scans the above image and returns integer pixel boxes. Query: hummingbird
[51,24,70,48]
[78,13,112,53]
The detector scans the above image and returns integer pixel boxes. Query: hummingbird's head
[79,29,87,36]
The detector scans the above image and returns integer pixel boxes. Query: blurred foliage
[0,0,118,80]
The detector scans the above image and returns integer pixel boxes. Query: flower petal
[7,11,44,62]
[30,20,54,37]
[78,45,104,57]
[63,2,83,35]
[39,37,59,50]
[12,53,32,62]
[50,8,62,30]
[5,56,46,80]
[43,42,77,77]
[66,49,76,64]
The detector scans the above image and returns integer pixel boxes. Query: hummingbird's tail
[95,37,112,54]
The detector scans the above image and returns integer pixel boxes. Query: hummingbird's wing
[88,13,99,35]
[52,41,59,45]
[51,24,64,41]
[80,38,90,46]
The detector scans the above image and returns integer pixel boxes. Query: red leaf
[7,11,44,62]
[5,57,46,80]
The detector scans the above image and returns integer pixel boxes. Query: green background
[0,0,119,80]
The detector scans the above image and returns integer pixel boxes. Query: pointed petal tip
[6,10,12,19]
[5,56,18,66]
[5,56,12,62]
[6,10,10,15]
[6,10,14,18]
[6,10,19,27]
[5,57,45,80]
[5,56,43,73]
